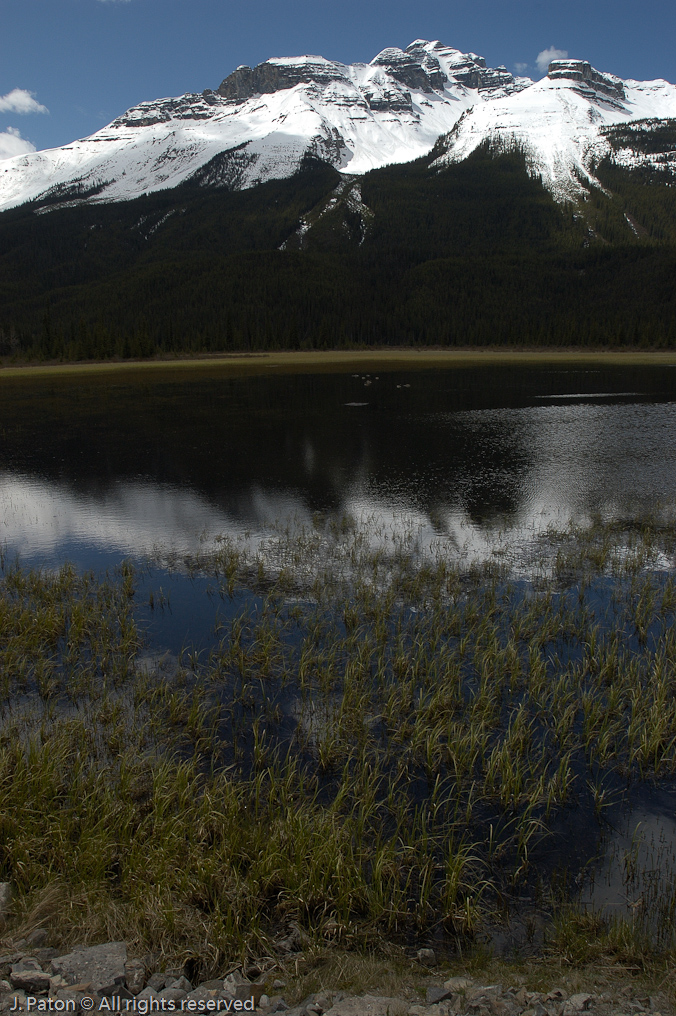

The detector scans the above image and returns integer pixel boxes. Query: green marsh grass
[4,518,676,973]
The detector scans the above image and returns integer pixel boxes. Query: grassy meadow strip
[3,518,676,974]
[4,349,676,382]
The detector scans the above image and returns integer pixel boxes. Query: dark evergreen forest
[1,133,675,360]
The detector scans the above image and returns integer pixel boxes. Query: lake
[3,357,676,572]
[4,354,676,952]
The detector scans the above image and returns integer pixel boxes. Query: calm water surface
[4,359,676,660]
[4,359,676,937]
[2,361,676,569]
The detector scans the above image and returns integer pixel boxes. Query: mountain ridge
[2,38,676,213]
[1,39,676,360]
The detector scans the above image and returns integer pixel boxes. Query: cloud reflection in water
[2,398,676,570]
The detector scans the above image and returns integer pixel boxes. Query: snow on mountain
[431,59,676,201]
[0,41,675,213]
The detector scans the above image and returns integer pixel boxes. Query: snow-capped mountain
[1,40,675,213]
[432,59,676,200]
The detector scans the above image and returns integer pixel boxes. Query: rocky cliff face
[215,41,527,113]
[406,41,521,94]
[217,56,347,100]
[547,59,626,102]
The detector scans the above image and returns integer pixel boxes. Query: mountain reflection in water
[1,363,676,568]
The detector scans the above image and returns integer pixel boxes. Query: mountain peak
[215,40,524,105]
[370,46,441,92]
[0,38,674,214]
[217,54,346,101]
[547,59,626,101]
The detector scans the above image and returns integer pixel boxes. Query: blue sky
[2,0,676,157]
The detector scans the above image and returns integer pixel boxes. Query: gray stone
[51,942,127,994]
[99,983,134,1001]
[223,971,255,1003]
[48,975,69,991]
[124,959,146,995]
[410,1006,451,1016]
[323,996,409,1016]
[523,1004,547,1016]
[25,931,48,949]
[11,960,41,973]
[470,986,502,999]
[147,974,167,991]
[225,985,259,1004]
[444,978,473,993]
[167,976,193,992]
[293,997,320,1015]
[223,971,249,988]
[137,987,158,1001]
[563,995,592,1015]
[31,949,59,968]
[259,997,270,1010]
[416,948,436,966]
[157,987,188,1002]
[186,987,220,1004]
[9,963,51,995]
[427,987,453,1004]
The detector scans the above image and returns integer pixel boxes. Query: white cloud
[0,127,36,161]
[536,47,568,75]
[514,62,529,75]
[0,88,48,115]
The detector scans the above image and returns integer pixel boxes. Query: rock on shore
[0,941,671,1016]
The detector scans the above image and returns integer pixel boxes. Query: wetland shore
[1,938,674,1016]
[3,518,676,989]
[3,348,676,382]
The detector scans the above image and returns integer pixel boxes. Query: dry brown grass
[3,348,676,384]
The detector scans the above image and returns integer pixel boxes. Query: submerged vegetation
[3,519,676,974]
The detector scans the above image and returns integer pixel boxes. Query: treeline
[3,247,675,361]
[0,148,675,360]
